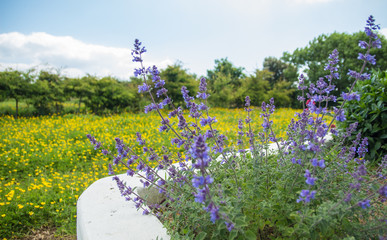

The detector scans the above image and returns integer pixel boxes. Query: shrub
[88,16,387,239]
[340,70,387,162]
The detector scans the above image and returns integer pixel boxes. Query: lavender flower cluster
[87,15,386,239]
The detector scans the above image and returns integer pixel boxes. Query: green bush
[340,70,387,162]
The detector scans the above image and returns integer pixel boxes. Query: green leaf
[235,216,248,228]
[289,212,301,221]
[257,218,266,230]
[244,230,257,240]
[375,141,381,151]
[196,232,207,240]
[217,221,226,231]
[228,230,238,240]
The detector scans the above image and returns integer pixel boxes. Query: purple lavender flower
[86,134,102,150]
[190,134,211,169]
[198,102,208,111]
[311,158,319,167]
[378,185,387,197]
[291,157,302,165]
[304,169,317,185]
[127,169,135,177]
[203,202,220,223]
[138,83,150,93]
[341,92,361,101]
[113,155,121,165]
[324,49,339,73]
[333,107,346,122]
[134,67,148,77]
[200,117,217,127]
[181,86,194,107]
[245,96,251,107]
[131,39,146,62]
[177,114,187,129]
[192,175,214,188]
[157,179,166,186]
[344,193,352,202]
[108,164,114,175]
[137,161,144,171]
[136,132,145,145]
[317,159,325,168]
[199,77,207,92]
[156,88,168,98]
[298,74,308,91]
[358,199,371,209]
[347,70,371,81]
[365,15,380,35]
[127,155,137,165]
[168,107,181,118]
[358,53,377,65]
[196,92,208,100]
[225,221,235,232]
[357,137,368,158]
[154,79,165,89]
[197,78,209,100]
[101,149,109,155]
[297,190,317,203]
[214,134,226,154]
[194,188,208,203]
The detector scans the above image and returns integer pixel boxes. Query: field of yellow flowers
[0,107,298,238]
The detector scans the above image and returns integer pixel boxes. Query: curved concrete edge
[77,133,333,240]
[77,174,170,240]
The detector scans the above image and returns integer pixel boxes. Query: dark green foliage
[83,77,138,114]
[237,69,271,105]
[206,58,245,108]
[282,31,387,98]
[266,80,295,108]
[206,58,297,108]
[63,75,95,114]
[0,68,34,118]
[340,70,387,162]
[0,69,141,116]
[29,70,66,115]
[159,63,197,107]
[263,56,298,87]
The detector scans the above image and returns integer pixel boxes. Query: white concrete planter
[77,134,333,239]
[76,174,170,240]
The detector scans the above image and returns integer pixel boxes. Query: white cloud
[0,32,172,80]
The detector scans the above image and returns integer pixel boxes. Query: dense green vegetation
[1,31,385,118]
[0,108,298,238]
[0,29,386,239]
[339,70,387,161]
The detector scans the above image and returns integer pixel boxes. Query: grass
[0,107,299,239]
[0,99,88,117]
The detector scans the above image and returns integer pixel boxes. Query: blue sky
[1,0,386,80]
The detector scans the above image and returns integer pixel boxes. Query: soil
[18,226,76,240]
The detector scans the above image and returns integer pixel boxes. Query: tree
[238,69,271,106]
[63,75,95,114]
[0,68,34,119]
[159,63,197,108]
[282,31,387,97]
[30,70,66,114]
[84,76,137,114]
[266,80,295,108]
[263,57,298,87]
[206,58,245,107]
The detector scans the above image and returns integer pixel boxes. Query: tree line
[1,31,386,118]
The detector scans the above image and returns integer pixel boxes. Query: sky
[0,0,386,80]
